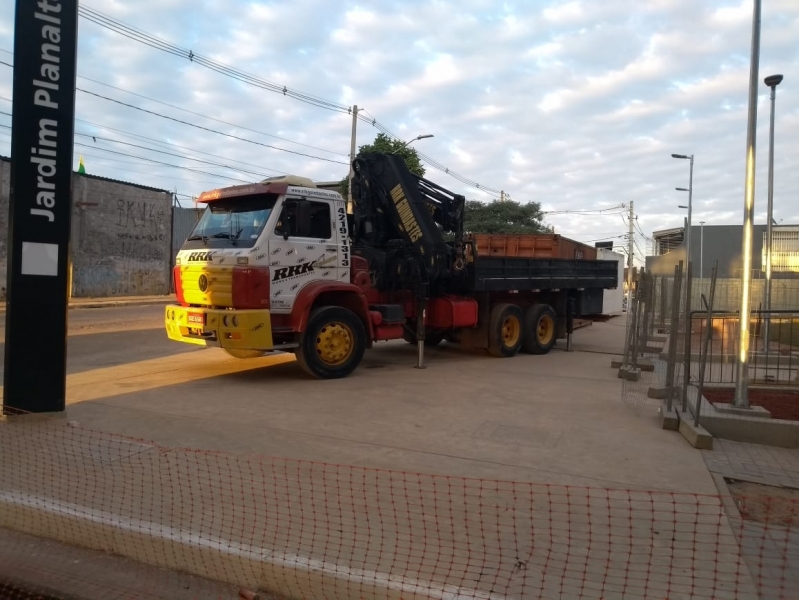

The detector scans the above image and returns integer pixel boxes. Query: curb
[0,298,175,314]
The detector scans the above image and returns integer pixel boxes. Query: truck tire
[224,349,266,359]
[523,304,557,355]
[295,306,367,379]
[487,303,525,357]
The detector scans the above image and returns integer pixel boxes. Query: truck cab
[166,176,368,375]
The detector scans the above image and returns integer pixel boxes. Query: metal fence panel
[172,207,204,257]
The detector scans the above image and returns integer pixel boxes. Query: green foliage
[340,133,426,198]
[463,198,549,234]
[358,133,426,177]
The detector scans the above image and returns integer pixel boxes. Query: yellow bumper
[165,305,274,351]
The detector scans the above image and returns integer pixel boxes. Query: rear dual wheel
[487,302,558,357]
[523,304,557,355]
[488,303,525,357]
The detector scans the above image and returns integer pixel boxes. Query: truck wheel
[487,303,524,357]
[295,306,366,379]
[224,349,265,359]
[523,304,557,355]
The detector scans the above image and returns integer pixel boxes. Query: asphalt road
[0,305,199,378]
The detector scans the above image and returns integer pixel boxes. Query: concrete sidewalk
[0,294,175,312]
[0,315,765,599]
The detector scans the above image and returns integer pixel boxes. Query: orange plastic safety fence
[0,412,796,600]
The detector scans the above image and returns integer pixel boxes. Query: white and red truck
[166,153,618,378]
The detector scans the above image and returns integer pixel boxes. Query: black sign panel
[4,0,79,413]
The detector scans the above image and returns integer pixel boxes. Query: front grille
[180,264,233,307]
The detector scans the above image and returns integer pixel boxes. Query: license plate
[187,311,205,325]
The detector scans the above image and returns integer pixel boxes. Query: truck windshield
[183,195,277,249]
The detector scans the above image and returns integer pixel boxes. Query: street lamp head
[678,205,689,209]
[400,133,434,148]
[764,74,783,87]
[676,187,689,192]
[671,153,690,159]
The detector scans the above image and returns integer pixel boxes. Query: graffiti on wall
[72,192,172,297]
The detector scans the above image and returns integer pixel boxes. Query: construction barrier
[0,412,796,599]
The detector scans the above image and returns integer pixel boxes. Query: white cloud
[0,0,796,254]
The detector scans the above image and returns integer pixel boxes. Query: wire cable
[75,88,349,165]
[77,75,347,157]
[71,10,506,195]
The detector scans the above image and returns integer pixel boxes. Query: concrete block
[698,412,799,448]
[617,366,641,382]
[713,403,772,419]
[610,359,624,369]
[660,401,679,430]
[678,412,713,449]
[644,345,663,354]
[648,386,668,399]
[637,359,655,372]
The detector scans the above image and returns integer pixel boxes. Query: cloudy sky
[1,0,797,261]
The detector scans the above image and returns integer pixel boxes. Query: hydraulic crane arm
[351,152,466,283]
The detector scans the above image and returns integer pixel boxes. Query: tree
[463,198,550,234]
[339,133,426,197]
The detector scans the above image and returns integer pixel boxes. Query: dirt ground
[705,387,799,421]
[725,479,799,528]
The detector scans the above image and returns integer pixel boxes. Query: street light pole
[763,74,783,350]
[672,154,694,270]
[399,134,434,148]
[734,0,762,408]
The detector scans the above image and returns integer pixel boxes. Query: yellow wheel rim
[316,322,354,366]
[537,314,555,345]
[501,315,521,348]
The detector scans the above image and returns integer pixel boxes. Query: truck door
[269,197,338,313]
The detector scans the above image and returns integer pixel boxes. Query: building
[646,222,799,312]
[647,223,799,279]
[0,156,174,298]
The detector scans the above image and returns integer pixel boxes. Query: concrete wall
[0,158,173,298]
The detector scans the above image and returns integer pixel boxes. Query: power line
[0,61,347,166]
[0,100,293,179]
[0,120,254,184]
[77,74,347,157]
[72,8,504,196]
[72,142,254,183]
[72,116,291,177]
[74,132,277,180]
[77,6,352,114]
[75,87,349,165]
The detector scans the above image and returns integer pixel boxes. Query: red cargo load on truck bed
[469,233,597,260]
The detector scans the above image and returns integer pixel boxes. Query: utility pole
[347,104,358,214]
[500,190,505,202]
[626,201,635,304]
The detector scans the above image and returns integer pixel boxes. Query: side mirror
[283,230,290,241]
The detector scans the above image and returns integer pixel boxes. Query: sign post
[4,0,79,413]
